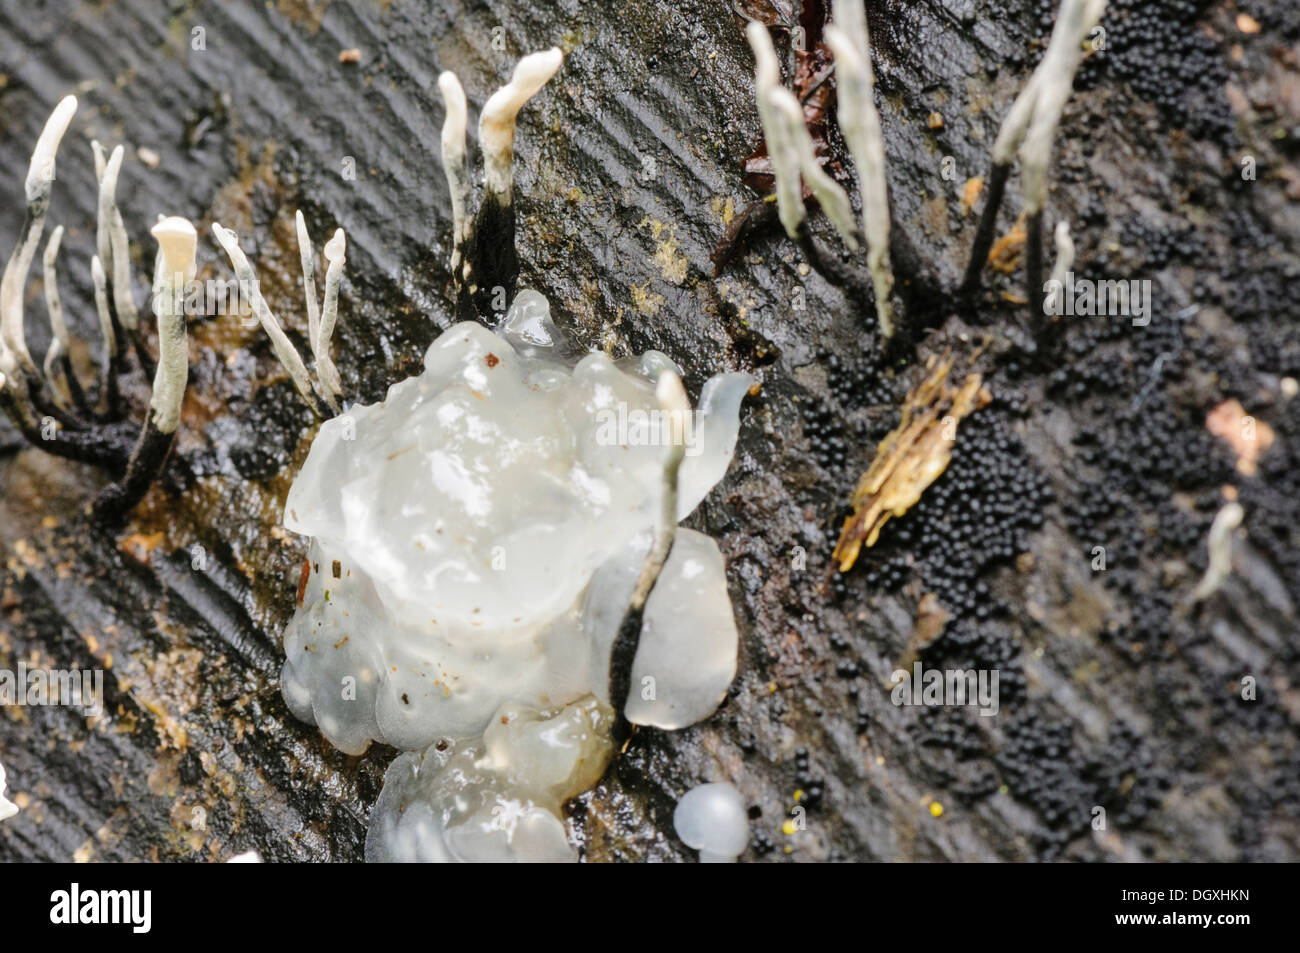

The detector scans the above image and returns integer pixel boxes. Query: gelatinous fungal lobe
[279,294,751,754]
[0,760,18,822]
[261,49,752,861]
[0,95,198,524]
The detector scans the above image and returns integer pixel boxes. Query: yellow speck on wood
[961,177,984,215]
[630,282,664,315]
[930,801,944,818]
[710,195,736,226]
[639,217,689,284]
[832,352,991,572]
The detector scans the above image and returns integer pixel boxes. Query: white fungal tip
[437,71,467,125]
[323,228,346,264]
[210,222,237,253]
[27,95,77,201]
[226,850,263,863]
[480,48,565,198]
[745,21,779,81]
[511,47,564,96]
[673,782,748,862]
[151,216,198,278]
[481,47,564,128]
[1191,501,1245,603]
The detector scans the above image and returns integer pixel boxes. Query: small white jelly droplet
[673,782,748,863]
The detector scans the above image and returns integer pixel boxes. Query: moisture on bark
[1,0,1298,862]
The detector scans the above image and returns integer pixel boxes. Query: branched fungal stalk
[294,212,345,405]
[961,0,1107,306]
[1,95,76,380]
[441,48,564,322]
[746,21,858,250]
[40,225,73,407]
[294,211,322,375]
[825,0,895,339]
[94,143,151,381]
[91,254,120,415]
[212,222,338,418]
[96,144,142,337]
[316,229,346,403]
[480,48,563,204]
[0,95,196,512]
[91,216,197,522]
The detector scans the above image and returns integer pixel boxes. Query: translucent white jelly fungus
[280,289,751,755]
[366,695,614,862]
[0,760,18,822]
[673,782,748,862]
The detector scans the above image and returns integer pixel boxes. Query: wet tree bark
[1,0,1297,861]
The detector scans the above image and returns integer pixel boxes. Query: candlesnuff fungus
[0,95,197,523]
[735,0,1104,341]
[271,50,752,861]
[211,222,340,419]
[91,216,197,522]
[439,48,563,321]
[40,224,72,407]
[0,95,76,381]
[1043,219,1075,319]
[824,0,895,340]
[961,0,1107,311]
[744,1,906,341]
[745,21,858,251]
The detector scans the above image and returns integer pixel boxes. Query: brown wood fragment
[832,352,991,572]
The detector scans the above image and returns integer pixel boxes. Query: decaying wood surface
[1,0,1298,862]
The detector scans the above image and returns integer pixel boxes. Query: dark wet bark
[1,0,1297,863]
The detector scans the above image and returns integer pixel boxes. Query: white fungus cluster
[279,291,750,858]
